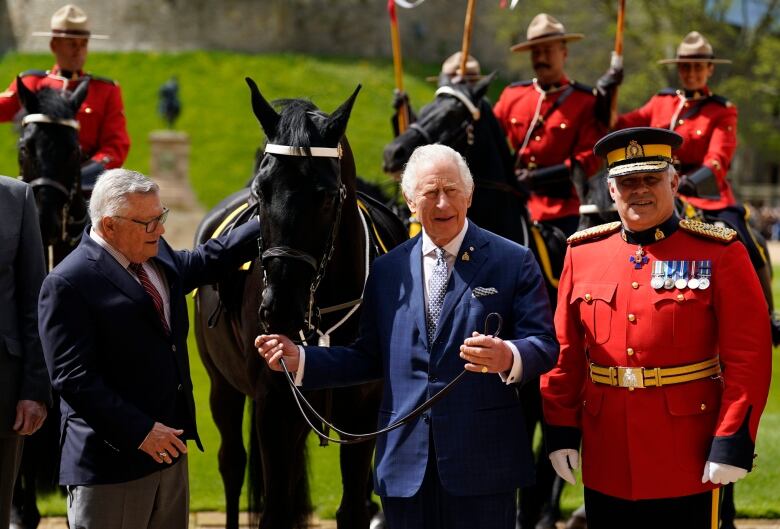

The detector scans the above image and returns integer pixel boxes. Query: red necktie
[129,262,170,335]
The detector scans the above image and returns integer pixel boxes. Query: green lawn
[3,51,777,519]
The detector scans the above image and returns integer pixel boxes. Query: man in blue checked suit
[257,144,558,529]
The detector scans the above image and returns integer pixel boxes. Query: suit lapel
[408,236,429,350]
[434,223,489,343]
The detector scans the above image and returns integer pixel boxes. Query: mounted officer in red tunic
[0,4,130,193]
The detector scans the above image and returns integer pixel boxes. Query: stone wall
[3,0,525,73]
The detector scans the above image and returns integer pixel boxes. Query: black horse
[382,76,566,302]
[382,77,568,529]
[193,78,407,529]
[11,78,89,528]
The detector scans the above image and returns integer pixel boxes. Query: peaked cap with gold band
[510,13,584,52]
[593,127,683,178]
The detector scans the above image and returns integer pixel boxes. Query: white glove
[549,449,579,485]
[701,461,748,485]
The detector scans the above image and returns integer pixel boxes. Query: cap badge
[626,140,644,159]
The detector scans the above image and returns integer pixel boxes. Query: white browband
[22,113,80,130]
[435,86,481,121]
[264,143,342,159]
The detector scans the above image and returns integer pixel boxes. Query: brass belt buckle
[617,367,645,389]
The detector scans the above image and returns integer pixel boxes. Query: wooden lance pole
[609,0,626,129]
[388,0,409,133]
[459,0,477,78]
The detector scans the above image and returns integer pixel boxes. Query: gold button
[631,281,639,289]
[510,117,517,124]
[534,135,541,141]
[684,103,690,108]
[677,294,684,302]
[678,119,684,125]
[628,314,636,322]
[560,123,567,129]
[700,403,707,411]
[627,347,634,356]
[85,107,92,114]
[628,387,635,392]
[584,293,592,302]
[696,130,702,135]
[530,155,536,161]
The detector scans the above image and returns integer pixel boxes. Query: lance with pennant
[609,0,626,129]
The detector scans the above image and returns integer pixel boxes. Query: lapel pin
[461,252,470,262]
[469,246,474,251]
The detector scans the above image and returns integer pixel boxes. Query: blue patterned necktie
[427,247,448,343]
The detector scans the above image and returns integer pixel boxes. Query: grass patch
[3,51,777,518]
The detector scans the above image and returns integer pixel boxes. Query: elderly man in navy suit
[38,169,260,529]
[256,144,558,529]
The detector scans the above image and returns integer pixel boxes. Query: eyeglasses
[114,208,169,233]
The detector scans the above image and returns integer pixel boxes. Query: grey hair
[607,164,677,183]
[400,144,475,198]
[89,168,159,226]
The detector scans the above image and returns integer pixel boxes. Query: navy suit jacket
[304,222,558,497]
[38,220,260,485]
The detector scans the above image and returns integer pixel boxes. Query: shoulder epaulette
[19,69,47,78]
[571,80,597,96]
[87,74,117,85]
[509,80,533,88]
[567,221,622,245]
[709,94,733,107]
[678,219,737,243]
[658,87,678,96]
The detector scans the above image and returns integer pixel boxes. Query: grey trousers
[0,436,23,529]
[67,454,189,529]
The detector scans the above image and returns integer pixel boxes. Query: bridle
[257,141,356,344]
[20,112,86,252]
[409,85,481,148]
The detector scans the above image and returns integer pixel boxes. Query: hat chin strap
[435,86,481,121]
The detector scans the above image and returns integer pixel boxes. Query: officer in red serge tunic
[494,13,613,236]
[0,5,129,191]
[541,127,771,529]
[614,31,778,345]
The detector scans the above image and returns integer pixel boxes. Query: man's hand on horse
[256,334,300,372]
[459,332,513,374]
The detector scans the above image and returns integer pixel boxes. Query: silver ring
[158,451,167,457]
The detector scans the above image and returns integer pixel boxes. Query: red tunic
[0,66,130,169]
[494,77,605,221]
[616,88,737,211]
[541,222,771,500]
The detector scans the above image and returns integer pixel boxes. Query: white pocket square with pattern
[472,286,498,298]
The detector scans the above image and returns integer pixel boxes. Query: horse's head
[246,77,360,338]
[16,77,86,246]
[382,74,495,177]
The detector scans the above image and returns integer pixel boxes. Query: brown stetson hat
[658,31,730,64]
[425,52,485,83]
[510,13,584,53]
[32,4,108,40]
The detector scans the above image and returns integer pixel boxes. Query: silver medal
[651,277,664,289]
[698,277,710,290]
[687,278,700,289]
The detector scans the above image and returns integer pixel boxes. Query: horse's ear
[472,71,497,100]
[245,77,279,136]
[16,76,39,114]
[69,77,89,113]
[323,84,361,144]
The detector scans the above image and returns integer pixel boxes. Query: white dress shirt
[90,228,171,327]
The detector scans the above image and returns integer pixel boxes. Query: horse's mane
[272,98,328,148]
[35,87,76,119]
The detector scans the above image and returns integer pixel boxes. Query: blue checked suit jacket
[303,222,558,497]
